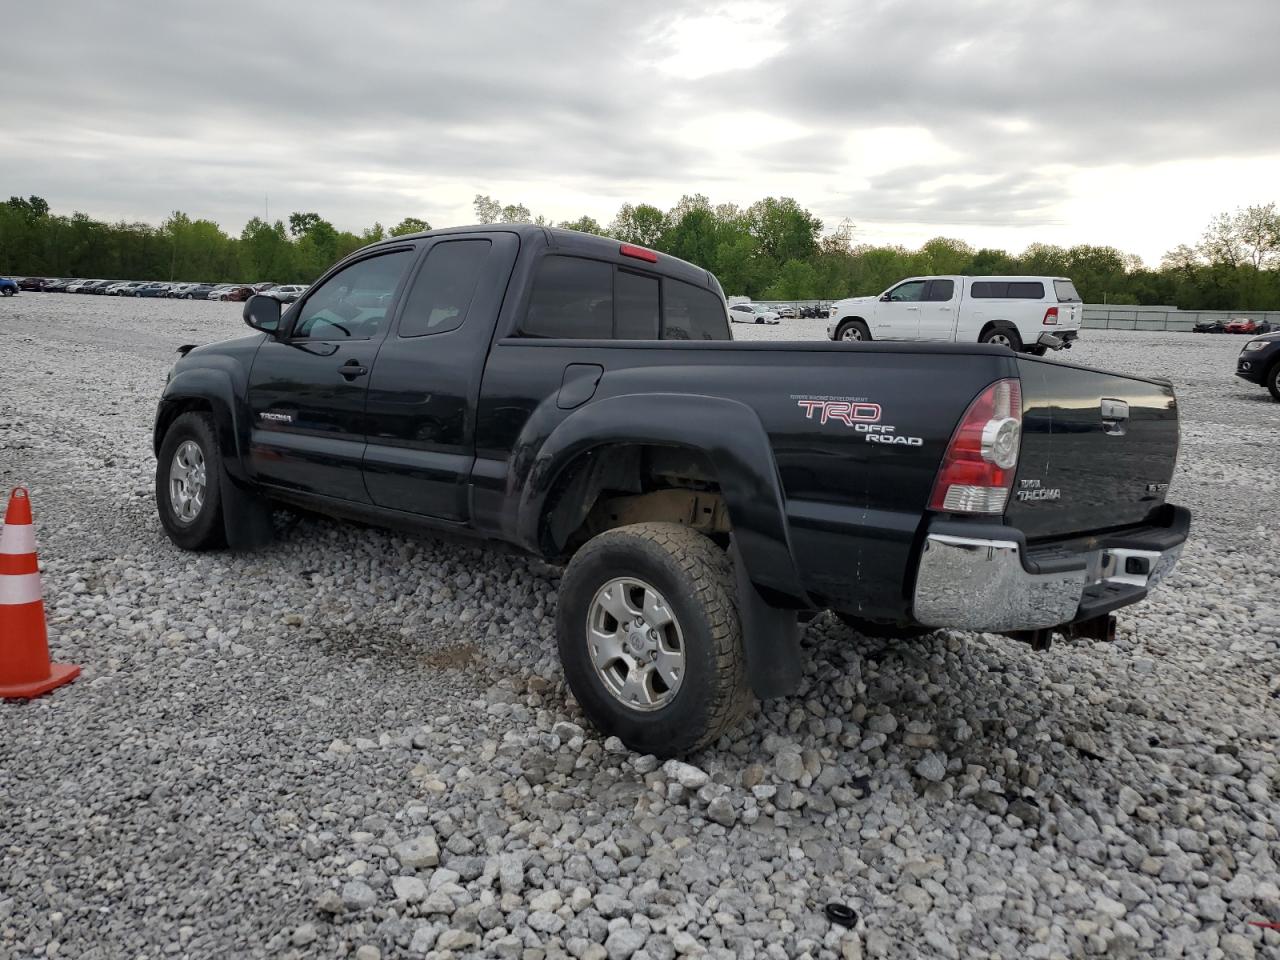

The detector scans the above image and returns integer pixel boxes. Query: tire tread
[561,522,750,754]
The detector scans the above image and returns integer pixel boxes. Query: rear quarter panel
[477,339,1016,618]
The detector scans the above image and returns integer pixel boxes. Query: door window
[398,239,492,338]
[886,280,926,302]
[292,250,413,340]
[925,279,955,302]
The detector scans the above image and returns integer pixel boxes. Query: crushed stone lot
[1,294,1277,960]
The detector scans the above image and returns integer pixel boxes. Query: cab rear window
[1054,280,1082,302]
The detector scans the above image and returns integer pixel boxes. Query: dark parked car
[1193,320,1225,334]
[216,285,256,302]
[135,283,172,298]
[43,278,73,292]
[154,224,1189,755]
[0,277,18,297]
[180,283,216,300]
[1236,332,1280,401]
[17,277,47,291]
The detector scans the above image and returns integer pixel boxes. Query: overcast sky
[4,0,1278,263]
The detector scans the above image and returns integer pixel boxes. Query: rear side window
[970,280,1046,299]
[1008,281,1045,298]
[1054,279,1082,302]
[664,279,729,340]
[615,270,660,339]
[399,239,492,338]
[925,279,955,302]
[521,256,613,338]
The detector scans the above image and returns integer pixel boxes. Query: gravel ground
[1,294,1277,960]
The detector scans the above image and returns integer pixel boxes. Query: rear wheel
[156,412,225,550]
[556,522,750,756]
[1,287,13,297]
[980,326,1023,351]
[1268,361,1280,402]
[837,319,871,342]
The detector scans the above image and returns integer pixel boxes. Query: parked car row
[725,302,831,320]
[9,278,308,302]
[1193,318,1275,334]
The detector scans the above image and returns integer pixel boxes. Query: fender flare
[157,364,272,548]
[516,393,808,605]
[157,365,250,480]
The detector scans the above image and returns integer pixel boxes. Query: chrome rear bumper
[912,533,1182,633]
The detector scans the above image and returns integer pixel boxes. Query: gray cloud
[1,0,1277,250]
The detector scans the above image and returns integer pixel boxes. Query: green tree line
[3,193,1278,310]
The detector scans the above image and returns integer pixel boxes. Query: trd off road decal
[792,395,923,447]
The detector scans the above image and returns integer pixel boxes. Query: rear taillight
[1043,307,1059,325]
[929,379,1022,514]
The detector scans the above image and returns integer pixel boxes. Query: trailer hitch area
[1005,614,1118,651]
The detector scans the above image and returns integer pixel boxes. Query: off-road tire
[980,325,1023,351]
[836,612,934,640]
[836,319,871,342]
[156,411,226,550]
[557,522,751,756]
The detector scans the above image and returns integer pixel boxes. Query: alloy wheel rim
[169,440,207,524]
[842,326,862,341]
[586,577,685,711]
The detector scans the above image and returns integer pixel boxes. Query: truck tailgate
[1010,357,1178,540]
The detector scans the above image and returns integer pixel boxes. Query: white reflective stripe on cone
[0,572,43,605]
[0,523,37,555]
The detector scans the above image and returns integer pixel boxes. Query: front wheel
[0,287,13,297]
[1268,362,1280,402]
[556,523,751,756]
[156,412,226,550]
[836,319,871,342]
[980,326,1023,351]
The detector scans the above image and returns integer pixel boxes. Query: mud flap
[219,468,274,550]
[730,539,802,699]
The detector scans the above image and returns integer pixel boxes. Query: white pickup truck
[827,275,1082,354]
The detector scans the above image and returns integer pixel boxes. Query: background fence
[1081,305,1280,331]
[746,300,1280,331]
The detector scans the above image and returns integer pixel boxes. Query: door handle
[339,359,368,380]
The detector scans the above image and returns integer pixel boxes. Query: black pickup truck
[154,225,1190,755]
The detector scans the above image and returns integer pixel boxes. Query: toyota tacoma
[154,225,1190,755]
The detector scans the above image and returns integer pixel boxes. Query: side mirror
[880,293,892,302]
[243,294,282,335]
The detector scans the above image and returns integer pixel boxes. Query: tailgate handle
[1100,398,1129,435]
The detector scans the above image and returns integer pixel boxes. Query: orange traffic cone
[0,487,80,699]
